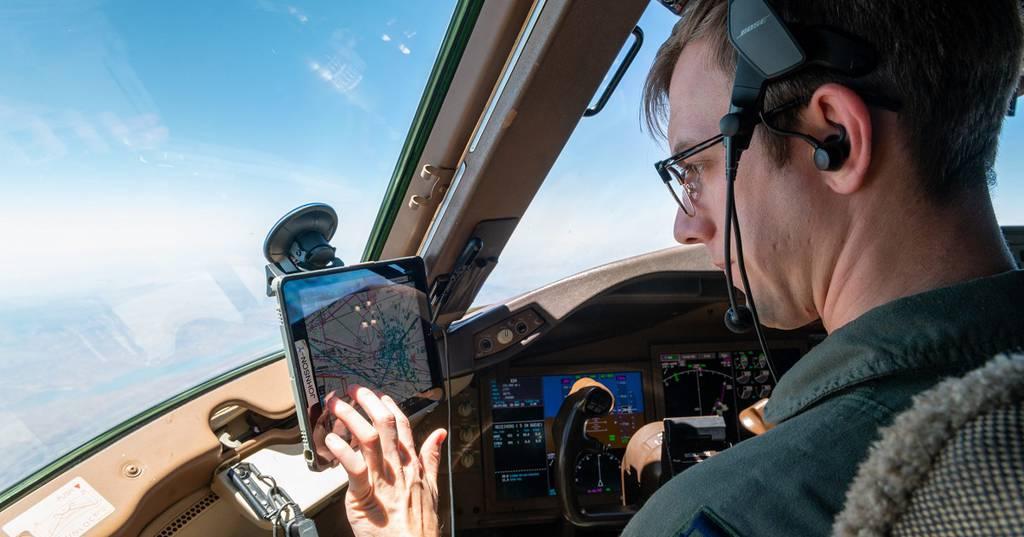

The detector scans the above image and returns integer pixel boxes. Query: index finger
[380,394,416,463]
[349,385,402,468]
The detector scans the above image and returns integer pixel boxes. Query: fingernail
[325,433,341,449]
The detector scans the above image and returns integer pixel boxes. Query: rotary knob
[457,402,474,417]
[496,327,514,345]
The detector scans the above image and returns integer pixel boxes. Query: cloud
[398,44,411,55]
[68,111,109,152]
[0,99,171,167]
[287,5,308,23]
[381,33,392,42]
[23,116,67,161]
[99,112,168,150]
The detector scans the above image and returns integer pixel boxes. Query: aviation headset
[660,0,883,365]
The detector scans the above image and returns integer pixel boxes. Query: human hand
[325,385,447,537]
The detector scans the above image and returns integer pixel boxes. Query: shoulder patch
[678,507,742,537]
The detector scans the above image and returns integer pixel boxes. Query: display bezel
[274,256,443,471]
[478,362,656,514]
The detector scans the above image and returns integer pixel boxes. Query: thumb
[419,428,447,485]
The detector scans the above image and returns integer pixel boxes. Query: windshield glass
[474,6,1024,306]
[473,7,679,306]
[0,0,456,491]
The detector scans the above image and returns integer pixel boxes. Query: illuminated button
[496,328,514,345]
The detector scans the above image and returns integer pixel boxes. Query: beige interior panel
[139,488,261,537]
[0,359,294,537]
[505,245,717,320]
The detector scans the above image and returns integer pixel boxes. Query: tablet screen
[281,260,439,412]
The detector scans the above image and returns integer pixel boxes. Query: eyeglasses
[654,134,723,217]
[653,98,806,217]
[654,94,901,217]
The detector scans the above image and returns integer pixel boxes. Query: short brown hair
[643,0,1024,202]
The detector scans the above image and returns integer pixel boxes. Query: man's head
[646,0,1023,330]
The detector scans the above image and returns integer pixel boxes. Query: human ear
[806,83,873,195]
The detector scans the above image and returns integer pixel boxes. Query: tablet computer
[273,256,443,470]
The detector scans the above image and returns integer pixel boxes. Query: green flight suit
[622,270,1024,537]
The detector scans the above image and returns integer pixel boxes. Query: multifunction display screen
[489,372,645,501]
[659,348,801,443]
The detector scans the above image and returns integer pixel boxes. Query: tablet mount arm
[263,203,345,297]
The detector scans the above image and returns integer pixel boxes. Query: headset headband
[727,0,878,111]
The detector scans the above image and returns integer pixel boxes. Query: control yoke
[552,378,635,528]
[553,379,733,528]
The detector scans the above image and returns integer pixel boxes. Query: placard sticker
[3,477,114,537]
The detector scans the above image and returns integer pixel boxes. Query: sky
[0,0,456,491]
[0,0,1022,492]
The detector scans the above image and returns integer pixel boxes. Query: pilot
[316,1,1024,536]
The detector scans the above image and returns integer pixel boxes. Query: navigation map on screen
[282,265,436,407]
[304,285,431,401]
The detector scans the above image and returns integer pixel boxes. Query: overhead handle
[584,26,644,117]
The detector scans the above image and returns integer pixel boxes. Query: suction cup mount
[263,203,344,296]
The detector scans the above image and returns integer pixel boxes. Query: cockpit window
[993,117,1024,224]
[473,7,680,306]
[474,5,1024,307]
[0,1,456,492]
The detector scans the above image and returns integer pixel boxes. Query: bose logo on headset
[738,15,770,39]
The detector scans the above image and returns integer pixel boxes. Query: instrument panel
[475,342,807,516]
[488,371,647,503]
